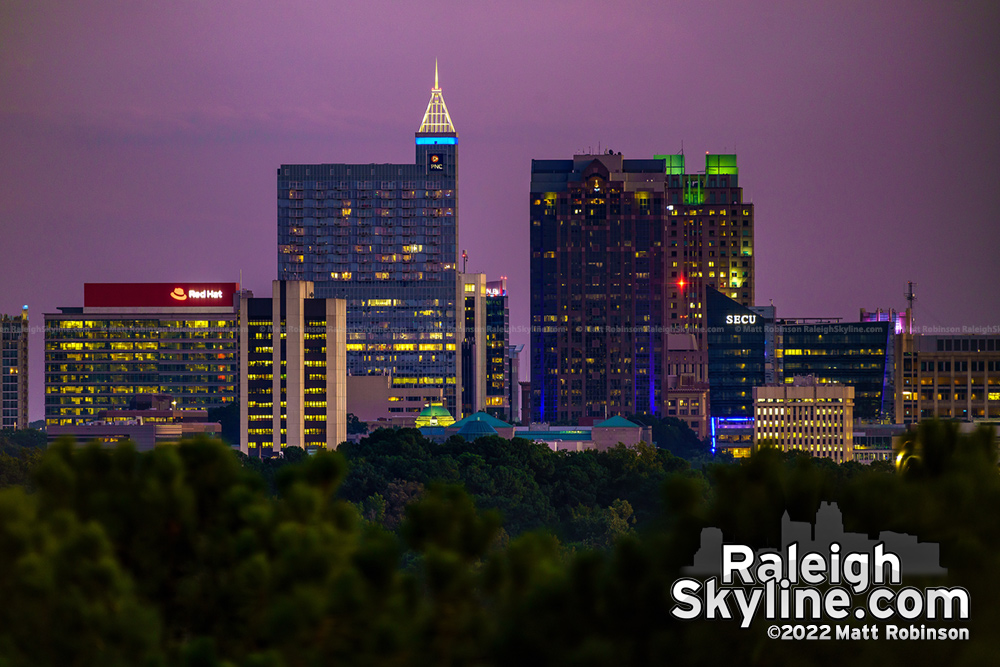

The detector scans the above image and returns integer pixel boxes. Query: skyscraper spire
[418,61,456,136]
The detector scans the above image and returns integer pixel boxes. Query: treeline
[335,428,694,547]
[0,428,45,488]
[0,422,996,665]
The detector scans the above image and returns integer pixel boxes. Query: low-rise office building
[346,374,444,428]
[896,333,1000,424]
[45,284,241,426]
[753,378,854,462]
[47,394,221,450]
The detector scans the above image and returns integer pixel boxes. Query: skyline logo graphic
[669,502,969,641]
[170,288,188,301]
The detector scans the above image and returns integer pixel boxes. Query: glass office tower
[278,66,461,415]
[530,152,754,423]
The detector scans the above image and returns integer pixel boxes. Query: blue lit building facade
[706,287,771,420]
[707,287,894,428]
[530,152,754,424]
[780,321,893,423]
[277,68,462,415]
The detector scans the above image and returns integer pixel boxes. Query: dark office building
[706,287,771,419]
[780,321,892,423]
[706,286,893,424]
[278,66,461,415]
[530,152,754,423]
[1,308,29,429]
[485,278,510,419]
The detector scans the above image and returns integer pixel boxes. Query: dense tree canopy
[335,428,689,542]
[0,422,995,665]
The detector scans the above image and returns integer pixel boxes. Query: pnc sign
[85,283,239,308]
[726,314,757,325]
[428,153,444,171]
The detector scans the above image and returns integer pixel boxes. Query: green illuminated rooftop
[705,154,738,175]
[654,154,686,175]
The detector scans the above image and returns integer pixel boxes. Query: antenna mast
[904,281,916,334]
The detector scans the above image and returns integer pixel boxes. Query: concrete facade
[241,281,347,457]
[896,333,1000,424]
[753,378,854,462]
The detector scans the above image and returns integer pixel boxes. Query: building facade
[530,151,753,423]
[1,308,29,429]
[507,343,524,424]
[896,334,1000,424]
[460,273,486,417]
[485,278,510,419]
[779,321,892,423]
[277,67,462,416]
[47,394,221,450]
[240,281,346,457]
[44,284,240,426]
[754,379,854,462]
[706,286,771,420]
[346,374,444,428]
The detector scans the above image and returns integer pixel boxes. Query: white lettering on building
[189,289,224,300]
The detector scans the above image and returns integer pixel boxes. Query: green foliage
[347,412,369,435]
[628,414,709,461]
[0,447,43,489]
[2,421,998,665]
[0,428,47,490]
[0,427,47,452]
[206,403,240,445]
[0,487,160,667]
[337,431,688,544]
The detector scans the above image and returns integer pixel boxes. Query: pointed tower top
[418,61,456,136]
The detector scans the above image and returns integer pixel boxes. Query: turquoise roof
[517,431,592,441]
[451,411,511,430]
[458,420,498,439]
[594,416,641,429]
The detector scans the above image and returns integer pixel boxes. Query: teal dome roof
[594,416,641,428]
[457,420,499,439]
[452,411,511,430]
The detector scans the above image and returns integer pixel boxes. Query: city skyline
[3,1,999,422]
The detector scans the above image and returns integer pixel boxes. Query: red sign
[84,283,239,308]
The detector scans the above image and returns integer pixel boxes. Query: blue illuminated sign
[416,137,457,145]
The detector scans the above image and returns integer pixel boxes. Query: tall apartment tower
[1,308,29,429]
[240,281,347,457]
[530,152,753,423]
[277,65,461,415]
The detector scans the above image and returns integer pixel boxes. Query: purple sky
[3,1,998,422]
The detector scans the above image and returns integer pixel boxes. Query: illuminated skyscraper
[530,152,754,423]
[240,281,347,457]
[460,273,486,417]
[485,278,510,419]
[44,284,240,427]
[278,65,462,415]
